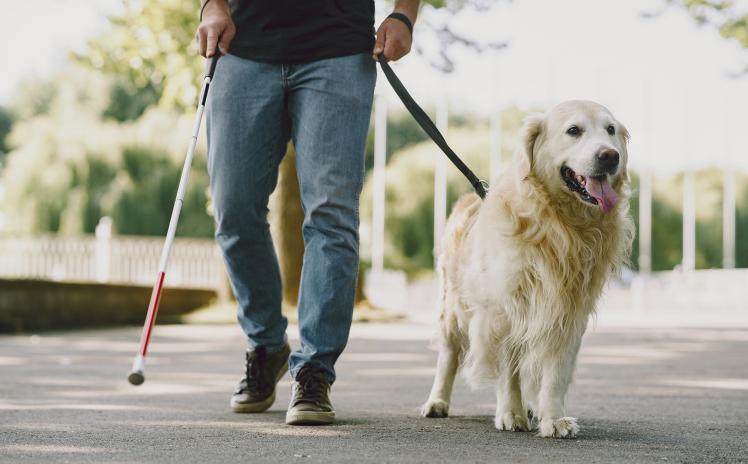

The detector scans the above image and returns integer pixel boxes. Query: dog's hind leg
[421,337,460,418]
[421,301,461,418]
[494,350,529,431]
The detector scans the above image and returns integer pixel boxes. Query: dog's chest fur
[453,174,631,349]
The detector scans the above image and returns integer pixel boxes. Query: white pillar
[638,170,652,273]
[682,170,696,272]
[723,168,736,269]
[433,99,448,263]
[489,109,502,181]
[722,90,736,270]
[632,80,653,313]
[95,216,113,282]
[372,95,387,274]
[638,82,652,274]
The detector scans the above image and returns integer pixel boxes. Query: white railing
[626,268,748,313]
[0,231,224,290]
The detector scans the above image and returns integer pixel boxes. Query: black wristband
[200,0,211,21]
[387,12,413,35]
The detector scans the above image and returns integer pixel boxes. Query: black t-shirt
[228,0,376,63]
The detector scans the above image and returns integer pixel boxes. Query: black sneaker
[285,365,335,425]
[230,343,290,413]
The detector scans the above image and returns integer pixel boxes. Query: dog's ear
[520,113,544,172]
[618,121,630,144]
[616,121,630,182]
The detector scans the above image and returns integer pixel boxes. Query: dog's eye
[607,125,615,135]
[566,126,581,136]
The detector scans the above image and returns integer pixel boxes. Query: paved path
[1,322,747,463]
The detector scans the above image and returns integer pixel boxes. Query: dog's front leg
[536,335,582,438]
[421,343,460,418]
[494,352,529,432]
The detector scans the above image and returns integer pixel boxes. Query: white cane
[128,50,221,386]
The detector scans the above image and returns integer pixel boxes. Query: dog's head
[520,100,629,214]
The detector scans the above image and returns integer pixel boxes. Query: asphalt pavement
[1,322,746,463]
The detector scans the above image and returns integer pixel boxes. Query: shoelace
[239,347,266,393]
[294,367,328,405]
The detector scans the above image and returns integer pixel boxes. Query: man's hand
[373,1,419,61]
[197,0,236,57]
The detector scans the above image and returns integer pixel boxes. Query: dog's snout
[595,148,619,173]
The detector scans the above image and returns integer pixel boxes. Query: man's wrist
[387,13,413,35]
[201,0,230,19]
[393,0,419,25]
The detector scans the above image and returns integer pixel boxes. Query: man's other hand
[373,16,413,62]
[197,0,236,57]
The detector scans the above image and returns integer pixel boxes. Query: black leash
[377,54,488,200]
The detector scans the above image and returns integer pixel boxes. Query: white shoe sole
[230,363,288,413]
[285,409,335,426]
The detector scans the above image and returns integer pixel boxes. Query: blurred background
[0,0,747,332]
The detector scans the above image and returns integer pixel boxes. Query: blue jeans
[206,53,376,383]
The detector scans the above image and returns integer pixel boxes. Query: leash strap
[377,54,488,199]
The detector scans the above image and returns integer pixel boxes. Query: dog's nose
[595,148,619,174]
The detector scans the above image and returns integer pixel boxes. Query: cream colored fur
[421,101,635,439]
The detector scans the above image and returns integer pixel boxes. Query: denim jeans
[206,53,376,383]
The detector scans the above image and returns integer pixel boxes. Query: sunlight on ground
[55,381,227,398]
[0,402,147,411]
[0,444,115,454]
[132,420,350,437]
[662,378,748,391]
[342,352,431,362]
[355,367,435,377]
[5,423,84,432]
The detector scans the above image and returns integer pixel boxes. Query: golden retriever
[420,100,635,438]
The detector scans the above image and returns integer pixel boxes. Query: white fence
[383,268,748,324]
[0,233,224,290]
[627,269,748,313]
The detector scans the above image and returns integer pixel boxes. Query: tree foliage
[363,108,746,275]
[0,106,14,164]
[360,107,524,274]
[659,0,748,73]
[0,64,212,237]
[74,0,508,120]
[75,0,203,114]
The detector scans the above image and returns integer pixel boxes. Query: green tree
[735,175,748,267]
[75,0,203,113]
[0,106,14,165]
[662,0,748,73]
[77,0,508,115]
[7,77,57,122]
[360,106,528,275]
[0,63,212,237]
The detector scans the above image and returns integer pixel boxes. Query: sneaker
[230,343,290,413]
[285,365,335,425]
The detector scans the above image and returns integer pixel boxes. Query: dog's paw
[421,399,449,418]
[537,417,579,438]
[494,411,530,432]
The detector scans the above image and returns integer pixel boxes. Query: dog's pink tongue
[586,177,618,213]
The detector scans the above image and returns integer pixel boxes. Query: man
[196,0,419,425]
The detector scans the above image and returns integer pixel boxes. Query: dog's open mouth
[561,166,618,213]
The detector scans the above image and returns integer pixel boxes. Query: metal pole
[372,95,387,274]
[722,92,736,270]
[639,82,652,274]
[682,170,696,272]
[638,170,652,273]
[723,168,736,269]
